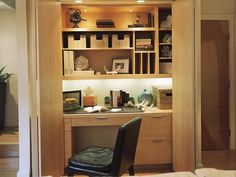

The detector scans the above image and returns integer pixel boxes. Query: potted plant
[0,66,12,130]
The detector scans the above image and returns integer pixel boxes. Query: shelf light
[75,0,83,3]
[137,0,145,3]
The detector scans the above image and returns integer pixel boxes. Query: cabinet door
[135,114,172,165]
[172,0,196,171]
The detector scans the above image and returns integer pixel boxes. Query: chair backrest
[110,117,142,176]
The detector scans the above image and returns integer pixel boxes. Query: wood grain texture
[64,113,172,167]
[38,0,64,176]
[172,0,195,171]
[201,20,229,150]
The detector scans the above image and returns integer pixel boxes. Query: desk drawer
[135,139,172,165]
[71,115,134,127]
[139,115,172,140]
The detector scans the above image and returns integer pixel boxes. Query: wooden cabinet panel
[135,114,172,165]
[139,115,172,140]
[64,113,172,167]
[135,139,172,164]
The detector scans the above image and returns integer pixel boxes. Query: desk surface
[64,107,172,119]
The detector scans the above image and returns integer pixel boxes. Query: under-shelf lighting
[75,0,83,3]
[137,0,145,3]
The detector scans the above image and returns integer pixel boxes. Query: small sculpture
[135,14,141,24]
[67,8,86,28]
[75,55,89,71]
[161,46,172,57]
[104,65,121,75]
[84,86,93,96]
[160,15,172,29]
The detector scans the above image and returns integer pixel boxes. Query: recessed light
[137,0,145,3]
[129,9,133,12]
[0,2,4,5]
[75,0,83,3]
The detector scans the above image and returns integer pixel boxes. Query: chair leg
[128,165,135,176]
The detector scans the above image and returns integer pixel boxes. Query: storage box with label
[152,87,172,109]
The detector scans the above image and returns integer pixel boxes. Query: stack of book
[96,19,115,28]
[136,38,153,51]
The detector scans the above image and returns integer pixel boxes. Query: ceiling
[60,0,174,5]
[0,0,15,9]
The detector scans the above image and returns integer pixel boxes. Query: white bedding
[195,168,236,177]
[134,172,196,177]
[134,168,236,177]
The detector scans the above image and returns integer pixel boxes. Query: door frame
[200,14,235,150]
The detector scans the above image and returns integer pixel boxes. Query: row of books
[110,90,130,107]
[136,38,153,51]
[63,51,94,76]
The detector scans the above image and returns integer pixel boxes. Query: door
[172,0,196,171]
[201,20,230,150]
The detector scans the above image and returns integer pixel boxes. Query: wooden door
[172,0,196,171]
[201,20,230,150]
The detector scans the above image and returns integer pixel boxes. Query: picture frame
[112,58,129,74]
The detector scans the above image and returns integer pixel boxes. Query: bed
[133,168,236,177]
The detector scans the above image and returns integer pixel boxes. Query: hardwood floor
[0,127,19,177]
[202,150,236,170]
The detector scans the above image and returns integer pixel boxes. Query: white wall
[63,78,172,106]
[201,0,235,14]
[0,10,18,127]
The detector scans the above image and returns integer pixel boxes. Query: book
[63,51,69,75]
[68,51,74,74]
[83,106,108,113]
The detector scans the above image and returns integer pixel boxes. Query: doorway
[201,20,236,169]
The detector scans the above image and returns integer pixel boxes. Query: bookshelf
[61,5,172,79]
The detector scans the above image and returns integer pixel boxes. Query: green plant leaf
[0,67,13,83]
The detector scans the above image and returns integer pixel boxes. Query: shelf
[63,27,156,32]
[135,51,156,53]
[159,43,172,45]
[63,47,134,51]
[62,74,165,80]
[159,28,172,31]
[159,57,172,60]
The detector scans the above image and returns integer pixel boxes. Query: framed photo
[112,58,129,74]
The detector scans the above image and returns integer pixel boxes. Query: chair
[67,117,142,177]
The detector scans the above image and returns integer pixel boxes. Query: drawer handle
[152,139,164,143]
[96,117,108,120]
[152,116,164,119]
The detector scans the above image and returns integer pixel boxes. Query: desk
[64,109,172,167]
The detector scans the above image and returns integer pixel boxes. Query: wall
[63,78,172,106]
[201,0,235,14]
[0,10,18,127]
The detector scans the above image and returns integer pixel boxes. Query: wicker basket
[152,87,172,109]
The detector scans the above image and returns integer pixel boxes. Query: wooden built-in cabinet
[61,4,172,80]
[64,112,172,167]
[30,0,198,176]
